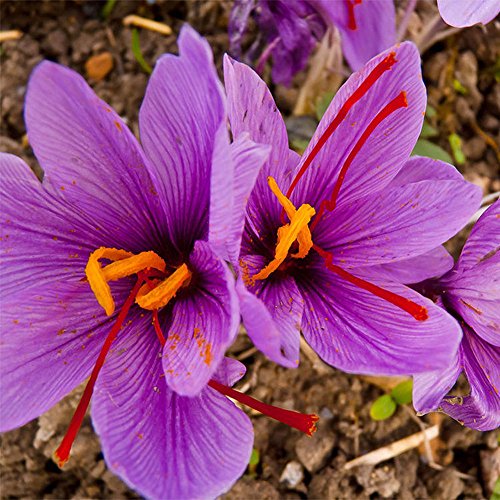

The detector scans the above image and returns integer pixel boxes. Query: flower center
[249,51,428,322]
[85,247,191,316]
[252,177,315,282]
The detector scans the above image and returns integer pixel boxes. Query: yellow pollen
[253,177,315,281]
[136,263,191,310]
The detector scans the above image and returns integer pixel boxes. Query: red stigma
[346,0,362,30]
[310,90,408,231]
[285,51,397,207]
[152,319,320,436]
[208,380,319,436]
[313,245,428,321]
[54,277,145,467]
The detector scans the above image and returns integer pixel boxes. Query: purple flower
[0,25,320,499]
[437,0,500,27]
[229,0,396,85]
[413,200,500,431]
[223,41,482,376]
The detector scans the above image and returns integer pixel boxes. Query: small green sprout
[370,379,413,421]
[248,448,260,475]
[448,133,466,165]
[131,28,152,74]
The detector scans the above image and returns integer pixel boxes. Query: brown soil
[1,1,498,499]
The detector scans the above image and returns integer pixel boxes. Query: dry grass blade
[123,15,172,36]
[344,425,440,470]
[0,30,23,43]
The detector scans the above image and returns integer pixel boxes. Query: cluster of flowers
[1,2,498,499]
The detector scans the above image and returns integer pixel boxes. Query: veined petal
[296,256,462,375]
[161,241,239,396]
[291,42,425,212]
[315,176,481,267]
[438,0,500,27]
[313,0,396,71]
[0,153,148,432]
[224,55,300,236]
[457,199,500,271]
[209,125,270,263]
[366,246,454,284]
[236,259,301,368]
[440,326,500,431]
[92,321,253,500]
[140,25,225,254]
[24,62,165,253]
[412,351,462,414]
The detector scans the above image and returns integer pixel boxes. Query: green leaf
[391,379,413,405]
[453,79,468,95]
[370,394,397,421]
[420,121,438,139]
[448,133,466,165]
[315,92,334,121]
[411,139,453,163]
[101,0,117,19]
[490,476,500,500]
[248,448,260,475]
[425,105,437,119]
[131,29,152,74]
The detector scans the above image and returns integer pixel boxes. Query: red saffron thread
[284,51,397,204]
[313,244,428,321]
[346,0,362,30]
[208,380,319,436]
[310,90,408,231]
[152,320,319,436]
[53,277,145,467]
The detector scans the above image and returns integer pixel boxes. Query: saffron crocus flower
[223,41,482,375]
[413,200,500,431]
[229,0,396,85]
[437,0,499,27]
[0,25,320,499]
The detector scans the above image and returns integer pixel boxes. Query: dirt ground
[1,1,499,499]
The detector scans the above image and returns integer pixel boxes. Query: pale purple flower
[229,0,396,85]
[437,0,499,27]
[223,41,482,376]
[0,25,276,499]
[413,200,500,431]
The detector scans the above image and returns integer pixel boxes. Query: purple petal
[161,241,239,396]
[236,260,302,368]
[314,0,396,70]
[92,323,253,500]
[24,62,165,252]
[457,198,500,271]
[366,246,455,284]
[0,156,138,429]
[412,350,462,414]
[315,174,481,267]
[296,256,462,375]
[438,0,500,27]
[229,0,256,58]
[389,156,465,186]
[140,25,225,253]
[209,125,270,263]
[440,326,500,431]
[291,42,426,212]
[259,0,322,86]
[446,259,500,347]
